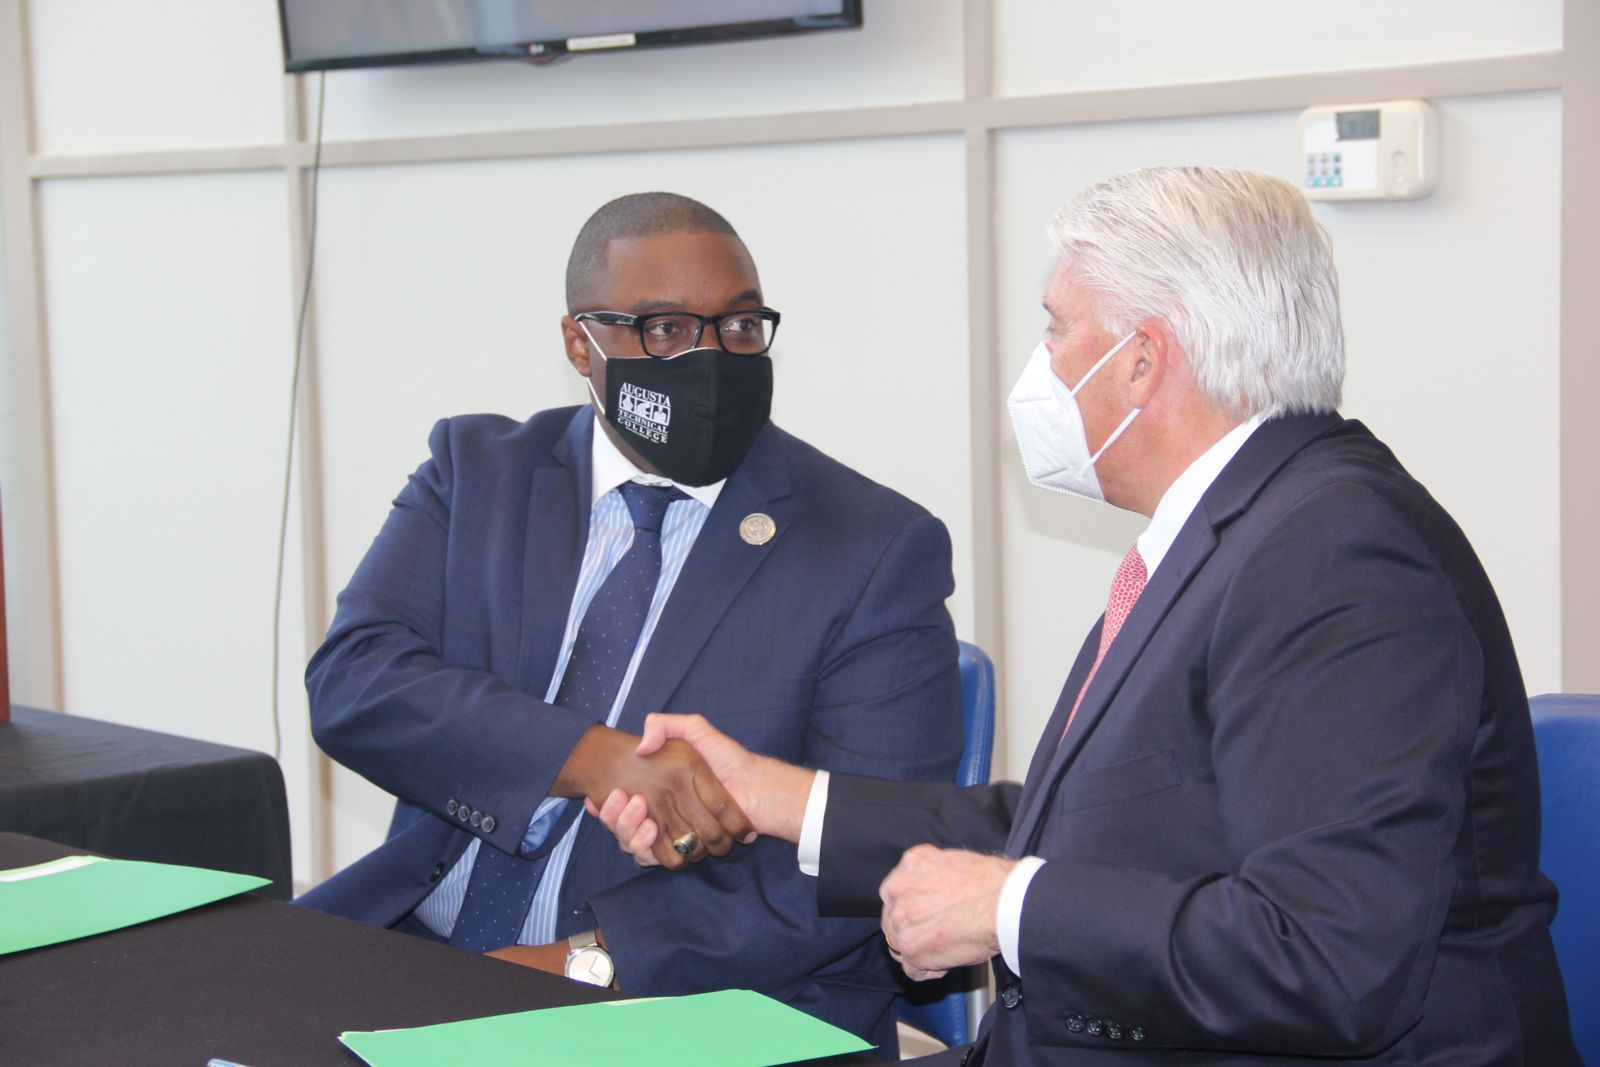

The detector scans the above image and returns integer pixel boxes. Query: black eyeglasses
[574,308,781,358]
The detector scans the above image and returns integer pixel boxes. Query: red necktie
[1063,545,1148,741]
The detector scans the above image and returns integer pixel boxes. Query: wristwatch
[564,929,615,988]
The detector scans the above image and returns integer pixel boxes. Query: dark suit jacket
[820,415,1579,1065]
[299,406,962,1050]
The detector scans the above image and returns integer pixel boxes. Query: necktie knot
[619,482,685,534]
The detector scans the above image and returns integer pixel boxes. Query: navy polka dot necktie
[448,483,685,953]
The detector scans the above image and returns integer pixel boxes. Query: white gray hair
[1048,166,1344,418]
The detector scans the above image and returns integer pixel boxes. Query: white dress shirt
[798,415,1264,977]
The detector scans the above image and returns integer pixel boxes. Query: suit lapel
[513,410,593,696]
[1005,626,1101,853]
[1006,524,1219,852]
[614,425,794,733]
[1006,414,1345,852]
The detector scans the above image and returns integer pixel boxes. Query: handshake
[571,713,813,869]
[570,714,1014,983]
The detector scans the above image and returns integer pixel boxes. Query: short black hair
[564,192,743,313]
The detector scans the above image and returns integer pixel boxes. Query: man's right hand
[587,713,815,868]
[553,723,755,869]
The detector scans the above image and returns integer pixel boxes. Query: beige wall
[0,121,18,691]
[1,0,1590,889]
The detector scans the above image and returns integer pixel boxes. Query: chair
[1529,693,1600,1066]
[895,640,997,1050]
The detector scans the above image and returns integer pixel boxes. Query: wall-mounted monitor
[278,1,864,73]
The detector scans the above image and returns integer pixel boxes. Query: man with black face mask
[297,192,963,1055]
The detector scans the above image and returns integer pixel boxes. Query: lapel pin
[739,512,776,546]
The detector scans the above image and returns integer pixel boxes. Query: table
[0,833,880,1066]
[0,706,292,899]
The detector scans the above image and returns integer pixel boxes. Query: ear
[561,315,592,377]
[1126,321,1171,409]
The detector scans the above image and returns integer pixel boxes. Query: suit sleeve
[816,775,1023,916]
[1014,483,1479,1056]
[305,418,594,857]
[587,512,968,994]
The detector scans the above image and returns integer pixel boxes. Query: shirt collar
[590,416,724,509]
[1136,414,1263,577]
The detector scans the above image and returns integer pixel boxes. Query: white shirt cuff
[998,856,1046,976]
[796,769,830,877]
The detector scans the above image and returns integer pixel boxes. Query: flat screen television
[278,1,863,73]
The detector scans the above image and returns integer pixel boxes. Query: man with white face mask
[596,167,1580,1065]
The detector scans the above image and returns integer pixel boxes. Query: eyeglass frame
[572,307,782,358]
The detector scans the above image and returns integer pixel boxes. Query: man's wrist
[997,856,1046,976]
[759,758,815,843]
[551,724,618,799]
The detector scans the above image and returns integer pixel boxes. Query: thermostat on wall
[1298,100,1438,201]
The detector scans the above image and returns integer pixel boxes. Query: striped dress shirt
[414,428,720,942]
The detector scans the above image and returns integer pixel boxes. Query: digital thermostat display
[1336,109,1380,141]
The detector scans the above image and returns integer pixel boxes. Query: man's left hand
[880,845,1014,982]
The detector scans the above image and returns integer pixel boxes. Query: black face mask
[592,345,772,487]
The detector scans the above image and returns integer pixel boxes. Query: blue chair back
[895,641,996,1050]
[954,641,996,790]
[1529,693,1600,1066]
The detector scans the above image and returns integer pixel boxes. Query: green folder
[340,988,875,1067]
[0,854,269,955]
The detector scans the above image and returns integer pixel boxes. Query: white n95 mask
[1006,334,1140,502]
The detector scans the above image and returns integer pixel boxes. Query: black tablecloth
[0,705,292,899]
[0,833,881,1067]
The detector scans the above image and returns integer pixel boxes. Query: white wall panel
[992,91,1560,780]
[313,134,971,868]
[1335,92,1561,693]
[0,157,19,696]
[319,0,962,141]
[995,0,1562,99]
[38,172,318,882]
[29,0,285,154]
[0,158,25,702]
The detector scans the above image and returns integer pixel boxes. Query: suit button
[470,810,482,828]
[446,799,458,816]
[1064,1013,1085,1033]
[999,983,1022,1009]
[1130,1026,1147,1042]
[429,862,445,883]
[1085,1018,1104,1037]
[456,805,471,823]
[1106,1022,1123,1040]
[482,814,496,833]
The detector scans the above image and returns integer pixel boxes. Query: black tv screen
[279,0,863,72]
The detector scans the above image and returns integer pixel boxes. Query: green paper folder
[340,988,874,1067]
[0,854,269,955]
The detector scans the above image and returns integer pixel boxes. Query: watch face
[566,946,614,988]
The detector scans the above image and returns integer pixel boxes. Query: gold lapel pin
[739,512,776,546]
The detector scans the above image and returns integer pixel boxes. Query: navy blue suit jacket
[820,415,1579,1065]
[300,406,962,1050]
